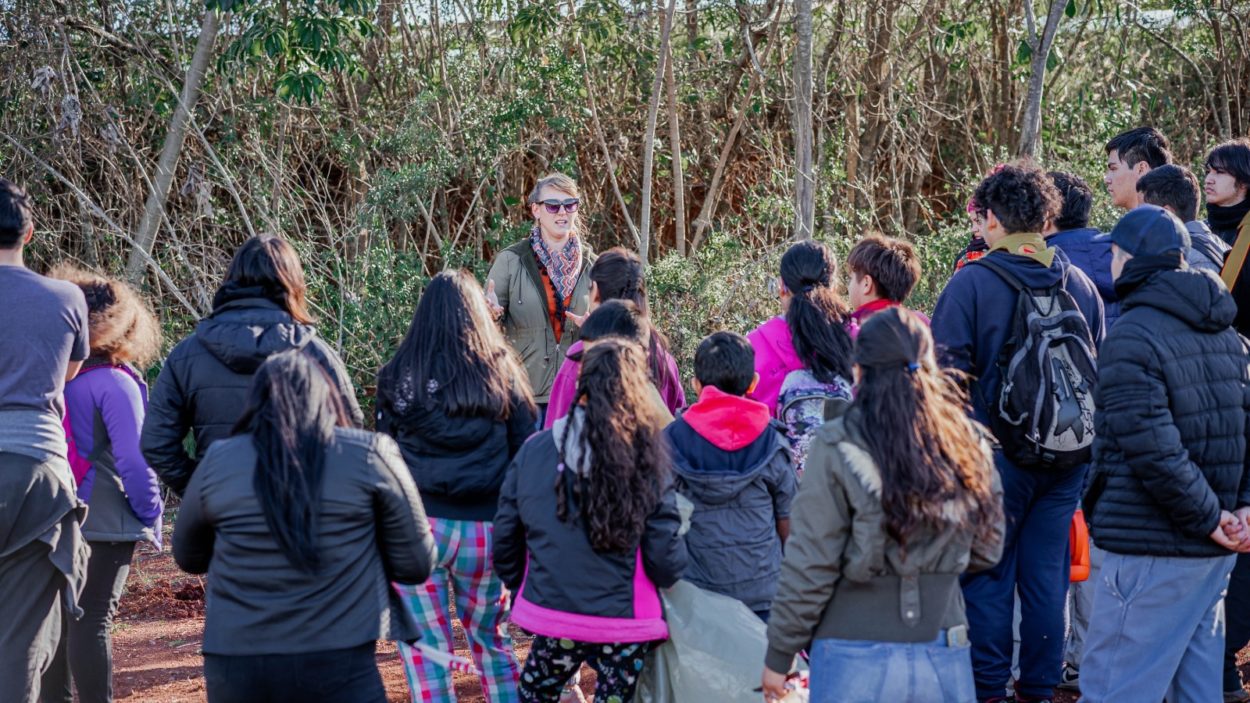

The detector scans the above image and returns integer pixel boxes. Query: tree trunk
[638,0,678,265]
[792,0,815,239]
[665,44,687,256]
[125,9,219,283]
[1017,0,1065,158]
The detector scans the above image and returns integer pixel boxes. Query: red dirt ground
[113,539,596,703]
[111,538,1248,702]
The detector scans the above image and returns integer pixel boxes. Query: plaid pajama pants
[395,518,520,703]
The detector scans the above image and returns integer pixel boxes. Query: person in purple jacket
[44,265,163,703]
[545,247,684,429]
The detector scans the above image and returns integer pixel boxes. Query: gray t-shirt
[0,265,89,417]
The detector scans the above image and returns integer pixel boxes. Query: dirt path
[111,541,1247,702]
[112,542,577,703]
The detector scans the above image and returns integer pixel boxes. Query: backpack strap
[1220,210,1250,290]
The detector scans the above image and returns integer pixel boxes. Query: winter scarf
[529,226,582,301]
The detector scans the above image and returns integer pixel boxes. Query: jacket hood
[1121,268,1236,332]
[196,298,315,373]
[552,407,591,475]
[666,412,786,505]
[751,316,802,370]
[682,386,771,451]
[975,249,1075,289]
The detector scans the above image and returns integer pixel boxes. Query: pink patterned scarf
[529,226,582,300]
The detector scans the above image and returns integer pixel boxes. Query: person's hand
[760,667,790,702]
[564,295,591,327]
[1211,510,1248,551]
[485,279,504,320]
[1236,506,1250,535]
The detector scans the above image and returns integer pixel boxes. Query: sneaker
[1056,662,1080,692]
[1225,689,1250,703]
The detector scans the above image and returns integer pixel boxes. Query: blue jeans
[960,455,1084,700]
[808,633,975,703]
[1080,552,1235,703]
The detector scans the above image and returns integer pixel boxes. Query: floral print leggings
[518,637,653,703]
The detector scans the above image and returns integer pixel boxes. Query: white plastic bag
[634,580,807,703]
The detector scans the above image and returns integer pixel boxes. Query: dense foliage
[0,0,1246,402]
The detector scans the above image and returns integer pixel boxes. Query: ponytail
[780,240,854,384]
[233,350,350,573]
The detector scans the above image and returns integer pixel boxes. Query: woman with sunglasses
[486,173,595,425]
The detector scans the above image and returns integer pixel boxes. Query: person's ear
[589,281,601,304]
[985,209,1003,237]
[530,201,542,220]
[1133,161,1151,177]
[746,372,760,395]
[862,273,877,297]
[23,224,33,244]
[692,378,703,395]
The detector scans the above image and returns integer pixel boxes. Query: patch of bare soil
[113,541,596,702]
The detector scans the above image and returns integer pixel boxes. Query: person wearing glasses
[486,173,595,425]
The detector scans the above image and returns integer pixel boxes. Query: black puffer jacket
[141,297,364,496]
[375,383,536,522]
[1084,266,1250,557]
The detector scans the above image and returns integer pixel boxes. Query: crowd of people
[0,128,1249,703]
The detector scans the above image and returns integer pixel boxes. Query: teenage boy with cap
[932,162,1105,703]
[1080,204,1250,703]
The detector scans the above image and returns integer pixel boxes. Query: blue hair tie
[906,362,920,373]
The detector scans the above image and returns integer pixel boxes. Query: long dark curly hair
[233,350,351,573]
[851,308,1001,554]
[554,338,669,554]
[780,240,854,384]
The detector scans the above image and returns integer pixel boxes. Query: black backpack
[972,256,1098,471]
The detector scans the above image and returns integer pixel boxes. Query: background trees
[1,0,1246,393]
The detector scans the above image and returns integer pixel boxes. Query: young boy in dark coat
[664,331,796,621]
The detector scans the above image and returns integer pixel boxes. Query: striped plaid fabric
[395,517,520,703]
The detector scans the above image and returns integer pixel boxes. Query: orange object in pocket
[1070,509,1091,582]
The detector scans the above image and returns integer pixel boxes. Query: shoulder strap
[970,255,1025,292]
[1220,211,1250,290]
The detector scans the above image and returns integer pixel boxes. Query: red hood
[851,299,930,327]
[682,386,772,451]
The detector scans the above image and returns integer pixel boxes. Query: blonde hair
[49,264,162,367]
[528,173,580,203]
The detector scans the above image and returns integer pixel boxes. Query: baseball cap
[1109,204,1191,257]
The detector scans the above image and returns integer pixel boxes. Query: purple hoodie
[65,365,163,528]
[544,340,686,429]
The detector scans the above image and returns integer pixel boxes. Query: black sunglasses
[540,199,579,214]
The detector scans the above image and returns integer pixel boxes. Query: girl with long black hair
[760,308,1004,703]
[747,240,856,470]
[173,351,434,703]
[375,270,537,703]
[142,234,364,496]
[545,247,684,428]
[493,338,687,703]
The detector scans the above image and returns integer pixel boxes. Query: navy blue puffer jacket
[1084,266,1250,557]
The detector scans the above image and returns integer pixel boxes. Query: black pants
[42,541,136,703]
[518,637,654,703]
[0,541,63,703]
[203,643,385,703]
[1225,551,1250,692]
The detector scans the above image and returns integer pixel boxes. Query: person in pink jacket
[747,240,857,416]
[545,247,684,429]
